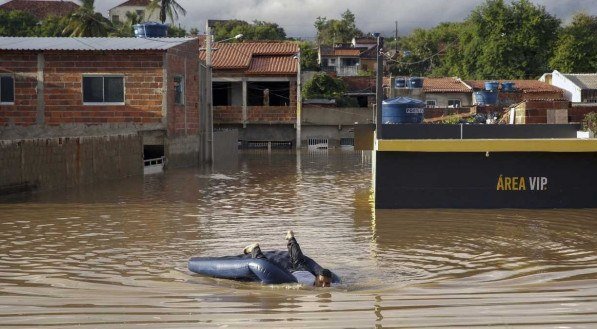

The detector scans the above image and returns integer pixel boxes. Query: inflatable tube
[188,250,340,284]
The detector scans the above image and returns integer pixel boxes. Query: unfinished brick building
[0,37,206,168]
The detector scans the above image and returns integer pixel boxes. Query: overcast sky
[4,0,596,38]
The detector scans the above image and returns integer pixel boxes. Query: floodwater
[0,150,595,328]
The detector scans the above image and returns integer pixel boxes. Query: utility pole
[375,33,384,139]
[296,51,302,149]
[205,23,214,164]
[395,21,398,53]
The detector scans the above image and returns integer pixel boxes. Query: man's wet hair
[320,269,332,278]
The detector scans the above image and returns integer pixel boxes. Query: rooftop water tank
[484,81,499,91]
[134,22,168,38]
[395,78,406,88]
[501,81,516,92]
[382,97,425,124]
[474,91,498,105]
[408,77,423,89]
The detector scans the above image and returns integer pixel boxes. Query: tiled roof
[0,0,79,20]
[423,77,471,93]
[112,0,151,8]
[199,42,299,74]
[246,56,297,75]
[466,80,563,93]
[353,37,377,44]
[562,73,597,90]
[332,48,360,57]
[0,37,196,51]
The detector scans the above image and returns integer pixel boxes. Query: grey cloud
[65,0,597,37]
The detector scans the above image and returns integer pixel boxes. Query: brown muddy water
[0,150,596,328]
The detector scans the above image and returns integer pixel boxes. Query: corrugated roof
[0,37,196,51]
[0,0,79,20]
[424,77,471,93]
[246,56,297,75]
[563,73,597,90]
[466,80,563,93]
[199,42,299,74]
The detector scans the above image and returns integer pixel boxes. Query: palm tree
[110,12,142,37]
[148,0,187,24]
[63,0,112,37]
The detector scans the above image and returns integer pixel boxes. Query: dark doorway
[213,82,231,106]
[247,82,290,106]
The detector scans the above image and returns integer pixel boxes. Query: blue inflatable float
[188,250,340,285]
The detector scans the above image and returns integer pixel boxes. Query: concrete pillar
[36,53,44,125]
[242,78,247,128]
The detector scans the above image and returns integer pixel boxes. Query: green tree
[148,0,186,24]
[315,9,363,45]
[456,0,560,79]
[110,11,142,37]
[0,9,38,36]
[167,24,187,37]
[550,12,597,73]
[36,15,70,37]
[298,41,319,70]
[212,20,286,41]
[63,0,113,37]
[302,73,346,99]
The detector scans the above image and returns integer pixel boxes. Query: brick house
[466,80,564,106]
[199,41,299,146]
[0,36,205,167]
[0,0,79,20]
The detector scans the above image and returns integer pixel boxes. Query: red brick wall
[522,100,570,124]
[1,41,201,136]
[569,106,597,123]
[0,52,38,125]
[214,106,243,123]
[40,50,164,126]
[247,106,295,123]
[166,42,200,136]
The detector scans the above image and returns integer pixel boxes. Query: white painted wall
[550,70,582,102]
[108,6,160,23]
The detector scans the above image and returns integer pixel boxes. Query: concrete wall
[213,129,239,166]
[302,106,373,125]
[166,134,200,168]
[0,134,142,194]
[551,71,581,102]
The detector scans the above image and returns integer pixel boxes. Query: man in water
[243,230,333,287]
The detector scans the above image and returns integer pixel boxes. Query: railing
[144,156,164,167]
[143,156,164,175]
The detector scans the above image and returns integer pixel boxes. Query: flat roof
[0,37,196,51]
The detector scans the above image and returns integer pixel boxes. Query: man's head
[315,269,332,287]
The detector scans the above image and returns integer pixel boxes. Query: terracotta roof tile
[246,56,297,75]
[423,77,471,93]
[0,0,79,20]
[199,42,299,73]
[333,48,360,56]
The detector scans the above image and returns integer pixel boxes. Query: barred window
[83,75,124,104]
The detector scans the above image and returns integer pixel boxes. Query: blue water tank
[501,81,516,92]
[474,91,498,105]
[382,97,426,124]
[395,78,406,88]
[484,81,499,91]
[134,22,169,38]
[408,77,423,89]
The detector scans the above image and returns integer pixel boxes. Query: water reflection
[0,150,595,328]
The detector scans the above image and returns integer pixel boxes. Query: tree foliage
[212,20,286,41]
[394,0,562,79]
[302,73,346,99]
[0,9,38,36]
[549,12,597,73]
[149,0,186,24]
[315,9,362,45]
[298,41,319,70]
[63,0,113,37]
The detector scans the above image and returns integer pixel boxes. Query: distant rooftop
[199,41,299,74]
[0,37,197,51]
[423,77,471,93]
[562,73,597,90]
[466,80,563,94]
[111,0,151,9]
[0,0,79,20]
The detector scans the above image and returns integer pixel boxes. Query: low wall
[167,134,200,168]
[0,134,142,194]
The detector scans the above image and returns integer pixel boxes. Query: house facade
[541,70,597,103]
[199,41,299,147]
[0,0,79,20]
[0,37,204,167]
[318,46,361,76]
[108,0,159,23]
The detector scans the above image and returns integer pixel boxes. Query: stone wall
[0,134,142,194]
